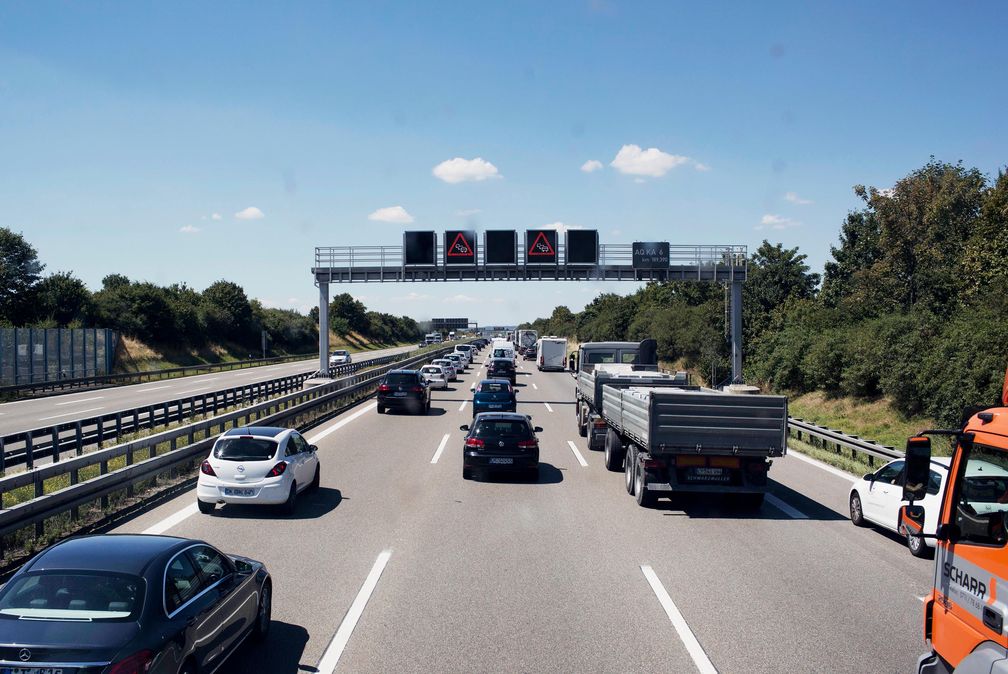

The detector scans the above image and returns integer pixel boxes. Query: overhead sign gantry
[313,230,748,380]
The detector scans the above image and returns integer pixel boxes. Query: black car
[486,358,516,385]
[523,346,537,361]
[0,534,271,674]
[460,412,542,480]
[377,369,431,414]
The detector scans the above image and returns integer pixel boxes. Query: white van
[536,337,567,371]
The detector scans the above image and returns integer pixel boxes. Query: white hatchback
[420,364,449,390]
[431,359,458,381]
[849,456,950,557]
[197,426,320,515]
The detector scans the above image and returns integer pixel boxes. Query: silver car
[420,364,449,390]
[431,358,458,381]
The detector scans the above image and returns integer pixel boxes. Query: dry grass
[788,391,938,451]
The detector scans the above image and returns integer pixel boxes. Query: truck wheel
[634,459,656,508]
[577,405,588,438]
[625,445,637,494]
[849,491,866,526]
[604,429,625,472]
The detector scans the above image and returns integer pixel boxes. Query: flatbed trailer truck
[574,340,788,508]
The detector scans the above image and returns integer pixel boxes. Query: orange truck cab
[903,369,1008,673]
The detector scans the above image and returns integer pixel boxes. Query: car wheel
[197,499,215,515]
[310,464,320,492]
[377,405,385,414]
[282,483,297,515]
[425,400,431,414]
[635,459,656,508]
[253,580,272,641]
[604,428,625,472]
[849,491,866,526]
[908,532,929,558]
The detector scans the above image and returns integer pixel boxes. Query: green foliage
[0,228,44,325]
[201,280,255,344]
[36,271,95,327]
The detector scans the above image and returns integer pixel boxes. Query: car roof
[222,426,290,438]
[473,412,529,421]
[27,534,195,575]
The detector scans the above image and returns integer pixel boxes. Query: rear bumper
[473,404,517,416]
[197,480,290,505]
[464,451,538,470]
[377,395,425,409]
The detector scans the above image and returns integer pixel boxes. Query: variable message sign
[485,230,517,265]
[565,230,598,265]
[444,230,477,265]
[525,229,558,265]
[632,241,670,269]
[403,231,436,266]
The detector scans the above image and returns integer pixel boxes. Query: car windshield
[0,571,144,621]
[385,373,418,386]
[213,437,278,461]
[478,382,510,393]
[474,420,531,439]
[332,351,348,356]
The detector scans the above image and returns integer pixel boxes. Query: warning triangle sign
[447,232,474,257]
[528,231,556,256]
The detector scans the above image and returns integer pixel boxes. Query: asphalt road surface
[111,348,932,673]
[0,345,415,436]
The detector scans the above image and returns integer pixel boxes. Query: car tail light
[518,440,538,449]
[465,438,485,449]
[644,458,666,470]
[107,649,154,674]
[200,460,216,476]
[411,386,424,393]
[378,384,391,392]
[267,461,288,477]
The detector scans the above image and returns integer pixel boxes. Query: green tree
[329,293,368,334]
[0,228,44,325]
[36,271,94,326]
[744,240,820,338]
[201,280,256,343]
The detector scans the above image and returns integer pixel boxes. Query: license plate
[488,458,513,465]
[688,467,729,481]
[2,669,70,674]
[488,403,502,409]
[225,488,255,496]
[394,392,407,397]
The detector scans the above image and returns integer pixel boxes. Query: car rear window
[385,373,419,386]
[0,571,144,621]
[332,351,348,356]
[478,382,511,393]
[213,437,278,461]
[421,367,441,375]
[490,360,513,369]
[474,420,531,439]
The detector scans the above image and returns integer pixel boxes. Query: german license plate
[688,467,729,481]
[488,403,502,409]
[225,488,255,496]
[2,669,71,674]
[489,458,513,465]
[394,392,407,397]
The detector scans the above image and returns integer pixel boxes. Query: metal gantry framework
[312,242,749,381]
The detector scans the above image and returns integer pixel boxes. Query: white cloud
[694,162,711,172]
[179,225,201,234]
[393,291,432,301]
[784,191,813,205]
[456,208,482,216]
[542,221,583,235]
[432,157,501,183]
[756,214,800,231]
[444,294,478,304]
[211,212,222,220]
[580,159,603,173]
[610,144,691,177]
[235,206,265,220]
[367,205,414,223]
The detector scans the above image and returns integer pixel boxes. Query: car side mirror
[460,424,469,431]
[863,473,875,482]
[534,426,543,433]
[310,445,318,453]
[902,435,933,502]
[234,559,254,574]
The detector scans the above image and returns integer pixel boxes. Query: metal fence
[787,417,903,468]
[0,328,117,386]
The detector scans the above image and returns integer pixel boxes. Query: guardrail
[0,351,317,399]
[787,417,902,467]
[0,343,465,557]
[0,351,412,473]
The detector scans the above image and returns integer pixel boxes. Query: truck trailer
[574,340,788,508]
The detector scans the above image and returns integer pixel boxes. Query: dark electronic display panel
[632,241,670,269]
[403,231,436,266]
[444,230,477,265]
[485,230,518,265]
[525,229,558,265]
[565,230,599,265]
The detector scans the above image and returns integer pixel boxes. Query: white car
[197,426,320,515]
[445,353,466,373]
[452,350,471,368]
[431,358,458,381]
[849,457,950,557]
[420,364,449,390]
[329,350,352,366]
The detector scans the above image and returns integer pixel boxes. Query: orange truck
[901,368,1008,673]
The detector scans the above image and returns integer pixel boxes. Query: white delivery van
[536,337,567,371]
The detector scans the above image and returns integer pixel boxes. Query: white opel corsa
[420,364,449,390]
[197,426,320,515]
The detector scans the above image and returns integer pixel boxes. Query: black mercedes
[0,534,271,674]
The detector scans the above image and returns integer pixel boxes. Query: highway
[110,348,931,673]
[0,345,415,436]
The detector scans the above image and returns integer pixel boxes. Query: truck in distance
[516,329,538,354]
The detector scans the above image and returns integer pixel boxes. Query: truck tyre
[849,491,866,526]
[577,405,587,438]
[604,429,625,472]
[634,458,656,508]
[625,445,637,494]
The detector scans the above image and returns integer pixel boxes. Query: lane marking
[641,565,718,674]
[458,400,467,412]
[317,550,393,673]
[469,382,476,391]
[136,385,172,393]
[532,383,538,390]
[307,402,377,444]
[39,406,104,421]
[430,433,451,464]
[177,385,214,394]
[55,396,104,406]
[787,447,856,481]
[543,402,554,413]
[765,493,809,520]
[566,440,589,467]
[144,503,198,535]
[918,596,928,603]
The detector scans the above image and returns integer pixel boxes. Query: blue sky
[2,1,1005,325]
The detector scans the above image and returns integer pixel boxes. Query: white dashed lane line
[765,493,809,520]
[566,440,589,467]
[543,402,554,413]
[55,396,104,406]
[39,407,104,421]
[641,565,718,674]
[430,433,451,464]
[458,400,468,412]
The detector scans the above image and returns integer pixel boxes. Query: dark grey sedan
[0,534,271,674]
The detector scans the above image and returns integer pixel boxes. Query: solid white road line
[787,447,856,481]
[543,402,554,413]
[144,503,198,535]
[39,406,104,421]
[566,440,589,467]
[765,493,809,520]
[307,402,377,444]
[317,550,393,674]
[430,433,451,464]
[641,565,718,674]
[532,383,538,390]
[136,385,172,393]
[458,400,468,412]
[55,396,104,406]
